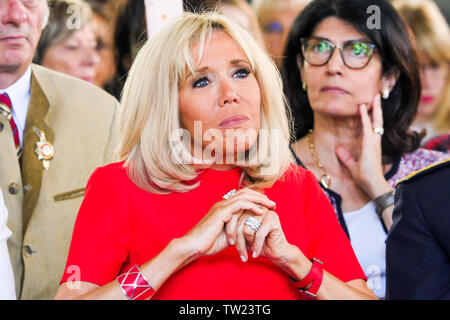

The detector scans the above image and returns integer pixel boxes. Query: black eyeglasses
[300,37,376,69]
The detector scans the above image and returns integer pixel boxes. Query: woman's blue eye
[234,68,250,78]
[193,77,209,88]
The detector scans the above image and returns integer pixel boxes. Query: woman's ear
[381,67,400,93]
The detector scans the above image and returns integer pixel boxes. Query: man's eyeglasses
[300,37,376,69]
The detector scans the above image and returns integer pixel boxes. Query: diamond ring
[223,189,236,200]
[244,216,261,233]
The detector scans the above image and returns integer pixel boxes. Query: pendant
[34,128,55,170]
[320,174,331,189]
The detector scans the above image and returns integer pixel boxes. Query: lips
[80,76,95,83]
[218,114,250,128]
[0,35,26,44]
[321,86,349,95]
[420,95,435,104]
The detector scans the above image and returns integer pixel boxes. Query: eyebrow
[310,35,372,43]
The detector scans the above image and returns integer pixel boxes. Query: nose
[326,48,345,75]
[420,67,433,89]
[218,79,240,107]
[85,48,100,67]
[1,0,28,27]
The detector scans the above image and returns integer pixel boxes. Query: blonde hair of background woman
[118,12,294,194]
[394,0,450,133]
[252,0,311,23]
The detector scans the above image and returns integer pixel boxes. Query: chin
[315,101,360,118]
[417,103,438,118]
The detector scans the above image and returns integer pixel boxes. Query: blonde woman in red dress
[55,12,376,300]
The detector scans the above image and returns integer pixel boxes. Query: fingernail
[252,251,258,258]
[240,255,247,262]
[229,238,235,245]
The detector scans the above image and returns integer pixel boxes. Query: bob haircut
[118,12,293,194]
[394,0,450,134]
[282,0,423,164]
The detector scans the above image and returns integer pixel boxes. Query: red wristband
[292,258,324,299]
[116,265,155,300]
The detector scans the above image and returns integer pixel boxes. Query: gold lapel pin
[33,127,55,170]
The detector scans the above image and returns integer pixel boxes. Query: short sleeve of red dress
[302,170,367,282]
[60,165,131,286]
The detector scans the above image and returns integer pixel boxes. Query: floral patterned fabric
[322,148,450,236]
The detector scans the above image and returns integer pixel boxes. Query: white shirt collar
[0,66,31,108]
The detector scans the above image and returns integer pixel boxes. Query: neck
[208,164,236,171]
[0,64,30,90]
[411,114,429,129]
[310,113,363,172]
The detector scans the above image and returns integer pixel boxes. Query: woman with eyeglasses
[282,0,450,299]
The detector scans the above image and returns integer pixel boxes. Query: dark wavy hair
[281,0,423,164]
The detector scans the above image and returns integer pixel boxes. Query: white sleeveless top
[343,201,387,299]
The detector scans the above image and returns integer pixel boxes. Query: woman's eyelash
[192,76,209,88]
[192,68,251,88]
[234,68,251,77]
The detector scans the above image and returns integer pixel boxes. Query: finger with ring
[373,127,384,135]
[244,216,261,233]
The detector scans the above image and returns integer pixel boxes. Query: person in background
[282,0,449,299]
[33,0,100,84]
[0,0,119,299]
[252,0,311,68]
[0,188,15,300]
[55,12,375,300]
[386,159,450,300]
[393,0,450,152]
[185,0,265,46]
[85,0,125,90]
[108,0,147,100]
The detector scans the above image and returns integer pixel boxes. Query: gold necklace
[306,129,331,189]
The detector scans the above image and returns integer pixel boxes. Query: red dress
[61,162,366,299]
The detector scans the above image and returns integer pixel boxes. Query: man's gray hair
[42,0,50,30]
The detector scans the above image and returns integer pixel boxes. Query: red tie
[0,93,22,159]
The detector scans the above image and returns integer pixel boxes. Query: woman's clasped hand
[181,187,295,267]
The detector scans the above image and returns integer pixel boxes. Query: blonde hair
[219,0,265,48]
[252,0,311,25]
[394,0,450,133]
[118,12,294,194]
